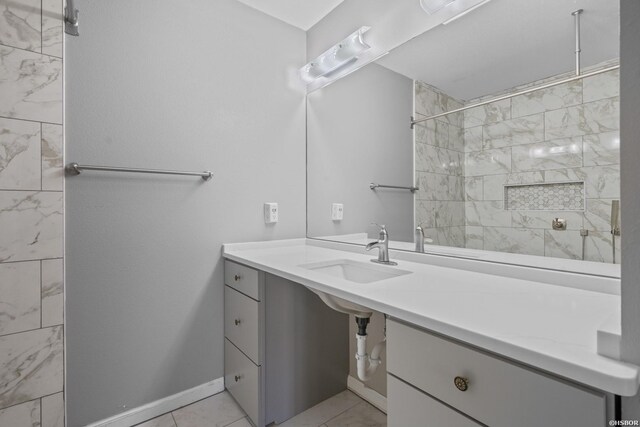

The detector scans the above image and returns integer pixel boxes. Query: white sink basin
[300,259,412,284]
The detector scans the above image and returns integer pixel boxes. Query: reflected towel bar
[66,163,213,181]
[370,182,418,192]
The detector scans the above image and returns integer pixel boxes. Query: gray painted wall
[621,0,640,420]
[64,1,306,425]
[307,63,414,242]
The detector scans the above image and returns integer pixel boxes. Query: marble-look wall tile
[0,117,41,190]
[512,210,584,230]
[463,126,483,152]
[464,176,483,201]
[511,137,583,172]
[41,259,63,327]
[583,132,620,167]
[423,226,466,248]
[0,47,63,124]
[414,118,449,148]
[41,123,63,191]
[583,69,619,103]
[483,114,545,149]
[464,99,510,128]
[584,199,618,232]
[416,200,465,228]
[464,226,483,250]
[483,226,544,256]
[42,0,63,58]
[416,143,463,176]
[483,172,545,201]
[0,326,63,408]
[415,81,463,127]
[0,191,63,262]
[0,0,41,52]
[511,80,582,118]
[464,148,511,177]
[0,399,39,427]
[545,97,619,140]
[416,172,464,201]
[0,261,40,335]
[42,392,64,427]
[584,230,618,264]
[448,123,464,152]
[544,230,582,260]
[465,200,511,227]
[545,166,620,199]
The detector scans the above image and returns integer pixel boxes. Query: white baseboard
[347,375,387,414]
[86,377,225,427]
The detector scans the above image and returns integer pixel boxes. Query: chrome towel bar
[66,163,213,181]
[370,182,418,192]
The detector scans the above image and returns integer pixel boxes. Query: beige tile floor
[135,390,386,427]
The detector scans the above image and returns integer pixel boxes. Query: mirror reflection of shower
[611,200,621,263]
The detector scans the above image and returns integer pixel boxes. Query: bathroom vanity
[223,238,638,426]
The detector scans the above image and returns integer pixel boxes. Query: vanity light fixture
[419,0,456,14]
[442,0,492,25]
[300,27,371,84]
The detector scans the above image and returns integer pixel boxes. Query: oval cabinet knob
[454,376,469,392]
[234,375,242,382]
[234,319,241,326]
[234,274,241,281]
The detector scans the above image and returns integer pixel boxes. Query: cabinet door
[225,338,261,426]
[388,375,482,427]
[225,286,261,364]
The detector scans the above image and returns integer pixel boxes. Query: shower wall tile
[583,68,619,103]
[463,99,510,128]
[464,177,483,201]
[416,200,465,228]
[545,97,619,140]
[0,399,40,427]
[584,230,618,264]
[512,210,584,230]
[511,80,582,118]
[41,123,63,191]
[0,0,41,52]
[464,226,484,250]
[41,259,63,327]
[511,137,583,172]
[583,131,620,166]
[465,200,511,227]
[414,119,448,148]
[0,326,63,408]
[545,166,620,199]
[483,172,545,201]
[464,148,511,176]
[41,0,64,58]
[415,81,463,127]
[0,191,63,262]
[416,143,463,176]
[0,261,40,335]
[584,199,617,232]
[416,172,463,201]
[0,47,63,124]
[483,226,544,256]
[463,126,483,152]
[0,117,41,190]
[544,230,582,260]
[483,114,545,149]
[41,392,64,427]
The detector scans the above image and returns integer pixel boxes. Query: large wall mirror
[307,0,620,270]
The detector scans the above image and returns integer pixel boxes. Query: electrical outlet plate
[332,203,344,221]
[264,202,278,224]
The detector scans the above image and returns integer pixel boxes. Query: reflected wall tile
[511,80,582,118]
[465,200,510,227]
[465,176,483,201]
[42,392,64,427]
[448,124,464,152]
[464,148,511,177]
[425,226,465,248]
[0,117,41,190]
[583,68,619,103]
[512,211,584,230]
[41,259,63,327]
[0,399,39,427]
[416,144,463,176]
[584,199,617,232]
[544,230,582,260]
[465,226,483,250]
[416,201,464,228]
[0,326,63,408]
[41,123,63,191]
[464,126,483,152]
[584,231,616,264]
[483,172,545,201]
[416,172,449,201]
[0,47,63,124]
[545,97,619,140]
[511,137,583,172]
[0,191,63,262]
[414,119,448,148]
[583,132,620,167]
[415,81,463,127]
[0,261,40,335]
[483,114,544,149]
[464,99,510,128]
[42,0,63,58]
[583,165,620,199]
[483,227,544,256]
[0,0,41,52]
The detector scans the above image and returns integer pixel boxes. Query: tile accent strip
[505,182,585,211]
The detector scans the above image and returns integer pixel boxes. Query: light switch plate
[264,202,278,224]
[332,203,344,221]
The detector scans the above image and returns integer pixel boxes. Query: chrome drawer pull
[234,274,241,281]
[234,319,241,326]
[454,376,469,392]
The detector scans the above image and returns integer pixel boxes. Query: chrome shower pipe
[572,9,583,76]
[65,0,79,36]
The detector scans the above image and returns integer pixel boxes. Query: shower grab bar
[66,163,213,181]
[370,182,418,192]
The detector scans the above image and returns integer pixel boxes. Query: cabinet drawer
[225,338,261,427]
[388,375,481,427]
[225,260,260,301]
[387,319,605,427]
[225,286,261,364]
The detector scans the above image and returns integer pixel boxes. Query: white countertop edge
[223,239,639,396]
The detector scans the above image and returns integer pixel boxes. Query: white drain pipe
[355,334,386,382]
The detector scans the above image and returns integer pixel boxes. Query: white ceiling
[235,0,345,30]
[377,0,619,100]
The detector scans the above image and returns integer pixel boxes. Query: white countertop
[223,238,639,396]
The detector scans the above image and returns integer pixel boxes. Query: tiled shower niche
[505,182,585,211]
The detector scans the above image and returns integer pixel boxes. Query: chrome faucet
[414,225,434,253]
[366,224,397,265]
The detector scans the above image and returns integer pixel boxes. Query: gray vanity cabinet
[387,318,607,427]
[224,260,349,427]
